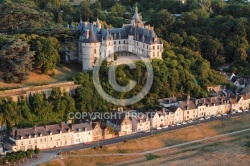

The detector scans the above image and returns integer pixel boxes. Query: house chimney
[90,120,93,128]
[12,127,17,138]
[195,99,198,106]
[187,95,190,105]
[85,30,89,39]
[210,98,212,104]
[61,122,64,129]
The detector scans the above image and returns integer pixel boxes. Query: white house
[131,113,150,132]
[72,123,93,144]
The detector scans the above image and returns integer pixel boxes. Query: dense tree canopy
[0,39,34,82]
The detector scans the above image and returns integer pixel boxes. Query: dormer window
[34,134,37,138]
[59,130,62,134]
[28,134,31,138]
[40,133,42,137]
[78,128,81,132]
[20,136,23,140]
[49,131,52,135]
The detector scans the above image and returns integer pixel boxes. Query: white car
[187,120,193,123]
[205,116,210,119]
[244,109,249,112]
[182,121,187,125]
[216,114,221,117]
[156,127,162,130]
[176,123,182,126]
[231,111,236,114]
[199,118,205,120]
[162,126,168,129]
[222,113,227,116]
[237,110,243,113]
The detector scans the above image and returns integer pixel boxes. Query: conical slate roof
[84,24,99,43]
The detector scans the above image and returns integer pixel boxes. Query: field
[41,114,250,166]
[0,63,81,89]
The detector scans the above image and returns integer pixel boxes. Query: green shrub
[146,153,160,160]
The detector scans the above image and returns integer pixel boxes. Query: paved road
[23,111,250,166]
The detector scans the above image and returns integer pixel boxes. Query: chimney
[195,99,198,106]
[187,95,190,105]
[12,127,17,138]
[85,30,89,39]
[34,126,37,132]
[90,120,93,128]
[210,98,212,104]
[61,122,64,129]
[45,124,48,130]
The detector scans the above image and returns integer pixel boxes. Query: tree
[110,2,126,17]
[0,39,34,82]
[34,148,40,158]
[151,9,175,38]
[78,0,93,21]
[31,36,60,74]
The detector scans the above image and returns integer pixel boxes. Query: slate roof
[72,123,92,132]
[240,84,250,94]
[108,111,129,125]
[78,7,162,45]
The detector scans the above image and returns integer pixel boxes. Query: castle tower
[81,24,100,71]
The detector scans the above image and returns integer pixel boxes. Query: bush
[123,139,128,143]
[146,153,160,160]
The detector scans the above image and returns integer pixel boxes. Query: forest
[0,0,249,128]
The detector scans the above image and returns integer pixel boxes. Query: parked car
[182,121,187,125]
[187,120,193,123]
[170,124,175,127]
[162,126,168,129]
[199,117,205,120]
[236,110,243,113]
[156,127,162,130]
[176,123,182,126]
[222,113,228,116]
[205,116,210,119]
[231,111,236,114]
[216,114,221,117]
[210,114,216,118]
[244,109,249,112]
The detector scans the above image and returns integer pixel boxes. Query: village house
[72,123,93,144]
[167,106,184,123]
[91,122,103,141]
[6,122,74,151]
[178,97,197,120]
[148,109,166,128]
[106,111,132,136]
[131,113,150,132]
[158,96,179,107]
[100,123,114,139]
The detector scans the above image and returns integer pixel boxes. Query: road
[23,111,250,166]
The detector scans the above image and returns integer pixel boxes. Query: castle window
[137,42,138,46]
[153,46,155,50]
[114,41,116,45]
[94,49,96,54]
[157,46,159,49]
[147,45,148,49]
[124,40,125,44]
[119,41,121,44]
